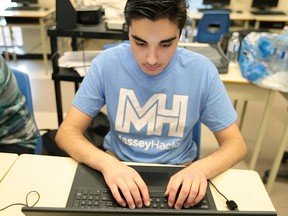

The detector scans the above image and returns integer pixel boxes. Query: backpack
[41,112,110,156]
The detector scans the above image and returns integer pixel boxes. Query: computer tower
[56,0,77,29]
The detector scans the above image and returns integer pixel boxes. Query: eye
[160,43,172,48]
[135,42,147,47]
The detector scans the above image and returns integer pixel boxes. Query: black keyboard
[5,6,40,11]
[72,188,211,210]
[251,11,286,15]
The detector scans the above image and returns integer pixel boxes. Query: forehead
[129,18,179,42]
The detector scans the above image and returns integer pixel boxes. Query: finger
[190,180,207,206]
[182,180,199,208]
[109,184,127,207]
[134,176,150,207]
[126,178,144,208]
[183,179,207,208]
[164,177,172,196]
[166,176,182,208]
[119,181,137,209]
[174,181,191,210]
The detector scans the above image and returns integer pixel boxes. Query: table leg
[54,80,63,126]
[238,100,248,130]
[249,90,276,169]
[9,27,17,61]
[74,82,79,93]
[0,24,10,60]
[244,20,249,29]
[254,21,260,29]
[191,20,196,42]
[265,113,288,193]
[39,18,49,74]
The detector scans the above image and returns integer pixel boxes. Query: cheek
[131,45,144,62]
[161,49,175,63]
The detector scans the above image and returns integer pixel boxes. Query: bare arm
[55,106,107,169]
[165,122,247,209]
[55,106,150,209]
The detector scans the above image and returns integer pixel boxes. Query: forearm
[56,126,121,172]
[190,123,247,179]
[191,139,246,179]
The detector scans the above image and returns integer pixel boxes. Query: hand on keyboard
[100,157,150,209]
[165,163,208,210]
[72,188,211,209]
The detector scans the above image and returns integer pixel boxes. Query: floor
[6,58,288,216]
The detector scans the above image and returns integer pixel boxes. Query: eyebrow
[131,35,177,43]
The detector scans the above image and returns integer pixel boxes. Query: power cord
[0,191,40,211]
[208,179,238,210]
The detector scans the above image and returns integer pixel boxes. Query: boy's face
[129,18,179,75]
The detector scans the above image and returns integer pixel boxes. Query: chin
[141,66,163,76]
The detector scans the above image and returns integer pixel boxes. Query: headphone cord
[0,191,40,211]
[208,179,238,210]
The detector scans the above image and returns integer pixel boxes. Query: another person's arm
[55,106,150,209]
[165,122,247,209]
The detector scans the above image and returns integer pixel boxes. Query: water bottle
[282,26,288,34]
[268,27,288,73]
[226,32,240,62]
[277,49,288,72]
[268,35,281,73]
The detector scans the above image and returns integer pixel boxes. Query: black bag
[41,112,110,156]
[219,29,271,55]
[185,44,229,74]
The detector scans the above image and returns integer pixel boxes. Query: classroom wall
[38,0,55,8]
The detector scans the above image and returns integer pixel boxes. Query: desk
[0,8,55,73]
[0,154,276,215]
[0,154,77,216]
[0,153,18,182]
[254,15,288,29]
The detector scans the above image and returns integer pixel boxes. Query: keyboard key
[72,188,211,210]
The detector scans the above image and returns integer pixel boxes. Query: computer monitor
[11,0,38,6]
[251,0,279,10]
[202,0,230,9]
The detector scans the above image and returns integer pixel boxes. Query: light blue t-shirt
[73,44,236,164]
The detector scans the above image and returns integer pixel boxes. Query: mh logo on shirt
[115,88,188,137]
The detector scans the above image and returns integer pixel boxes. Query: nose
[146,47,158,65]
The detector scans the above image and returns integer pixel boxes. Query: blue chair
[195,10,230,44]
[12,69,43,154]
[193,121,201,160]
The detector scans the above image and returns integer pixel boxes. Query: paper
[58,50,102,76]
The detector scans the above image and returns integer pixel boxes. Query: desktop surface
[0,154,277,216]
